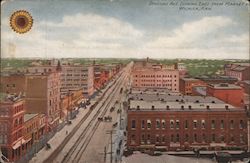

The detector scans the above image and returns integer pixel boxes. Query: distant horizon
[1,57,249,61]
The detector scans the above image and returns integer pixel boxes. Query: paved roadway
[45,62,132,163]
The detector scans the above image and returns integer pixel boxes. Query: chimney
[225,105,229,110]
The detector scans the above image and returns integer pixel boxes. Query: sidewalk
[30,74,121,163]
[30,101,94,163]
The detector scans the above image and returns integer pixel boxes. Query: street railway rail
[43,66,129,163]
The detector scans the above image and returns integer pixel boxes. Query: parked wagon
[110,107,115,112]
[98,117,103,121]
[104,116,112,122]
[112,122,118,128]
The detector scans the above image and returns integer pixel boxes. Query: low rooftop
[129,100,240,112]
[131,88,181,96]
[208,83,242,89]
[181,78,200,81]
[24,113,38,122]
[0,93,24,103]
[129,93,223,104]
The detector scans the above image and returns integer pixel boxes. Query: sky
[1,0,249,59]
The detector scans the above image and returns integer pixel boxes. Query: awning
[12,140,22,149]
[23,138,32,144]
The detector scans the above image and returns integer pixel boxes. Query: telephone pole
[106,130,115,163]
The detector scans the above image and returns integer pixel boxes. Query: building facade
[60,65,94,98]
[132,60,179,92]
[127,100,248,151]
[25,72,61,131]
[179,78,206,95]
[0,95,25,162]
[224,63,250,81]
[207,83,244,107]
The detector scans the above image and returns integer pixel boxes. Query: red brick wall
[127,110,248,151]
[207,87,244,107]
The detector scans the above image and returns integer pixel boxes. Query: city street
[30,62,132,163]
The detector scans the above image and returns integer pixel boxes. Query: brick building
[127,101,248,151]
[207,83,244,107]
[224,63,250,81]
[179,78,206,95]
[196,76,238,85]
[175,63,188,78]
[26,61,94,99]
[93,64,110,90]
[60,64,94,98]
[1,71,61,131]
[60,88,84,121]
[127,90,248,151]
[0,73,26,94]
[25,72,61,131]
[0,95,25,162]
[132,59,179,92]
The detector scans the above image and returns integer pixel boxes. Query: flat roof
[208,83,242,89]
[129,93,224,104]
[129,100,239,112]
[181,78,199,81]
[24,113,38,122]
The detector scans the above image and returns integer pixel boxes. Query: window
[170,120,174,129]
[239,120,244,129]
[156,135,160,143]
[131,120,136,129]
[171,134,174,142]
[131,134,136,144]
[156,119,160,129]
[176,120,180,129]
[141,120,145,129]
[211,120,215,129]
[162,120,166,129]
[193,120,197,129]
[201,120,205,129]
[220,120,224,129]
[220,135,225,142]
[185,134,189,142]
[194,134,197,142]
[212,134,216,142]
[184,120,188,129]
[230,120,234,129]
[162,135,166,143]
[240,134,244,143]
[141,134,145,144]
[176,134,180,142]
[202,134,206,143]
[230,135,234,142]
[147,134,151,144]
[147,120,151,129]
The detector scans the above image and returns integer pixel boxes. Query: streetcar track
[43,70,125,163]
[63,72,125,163]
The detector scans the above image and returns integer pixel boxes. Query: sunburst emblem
[10,10,33,34]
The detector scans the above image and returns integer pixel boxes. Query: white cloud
[1,13,143,58]
[145,16,234,49]
[142,16,249,59]
[1,14,249,59]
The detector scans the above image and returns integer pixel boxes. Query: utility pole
[106,130,115,163]
[119,102,122,130]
